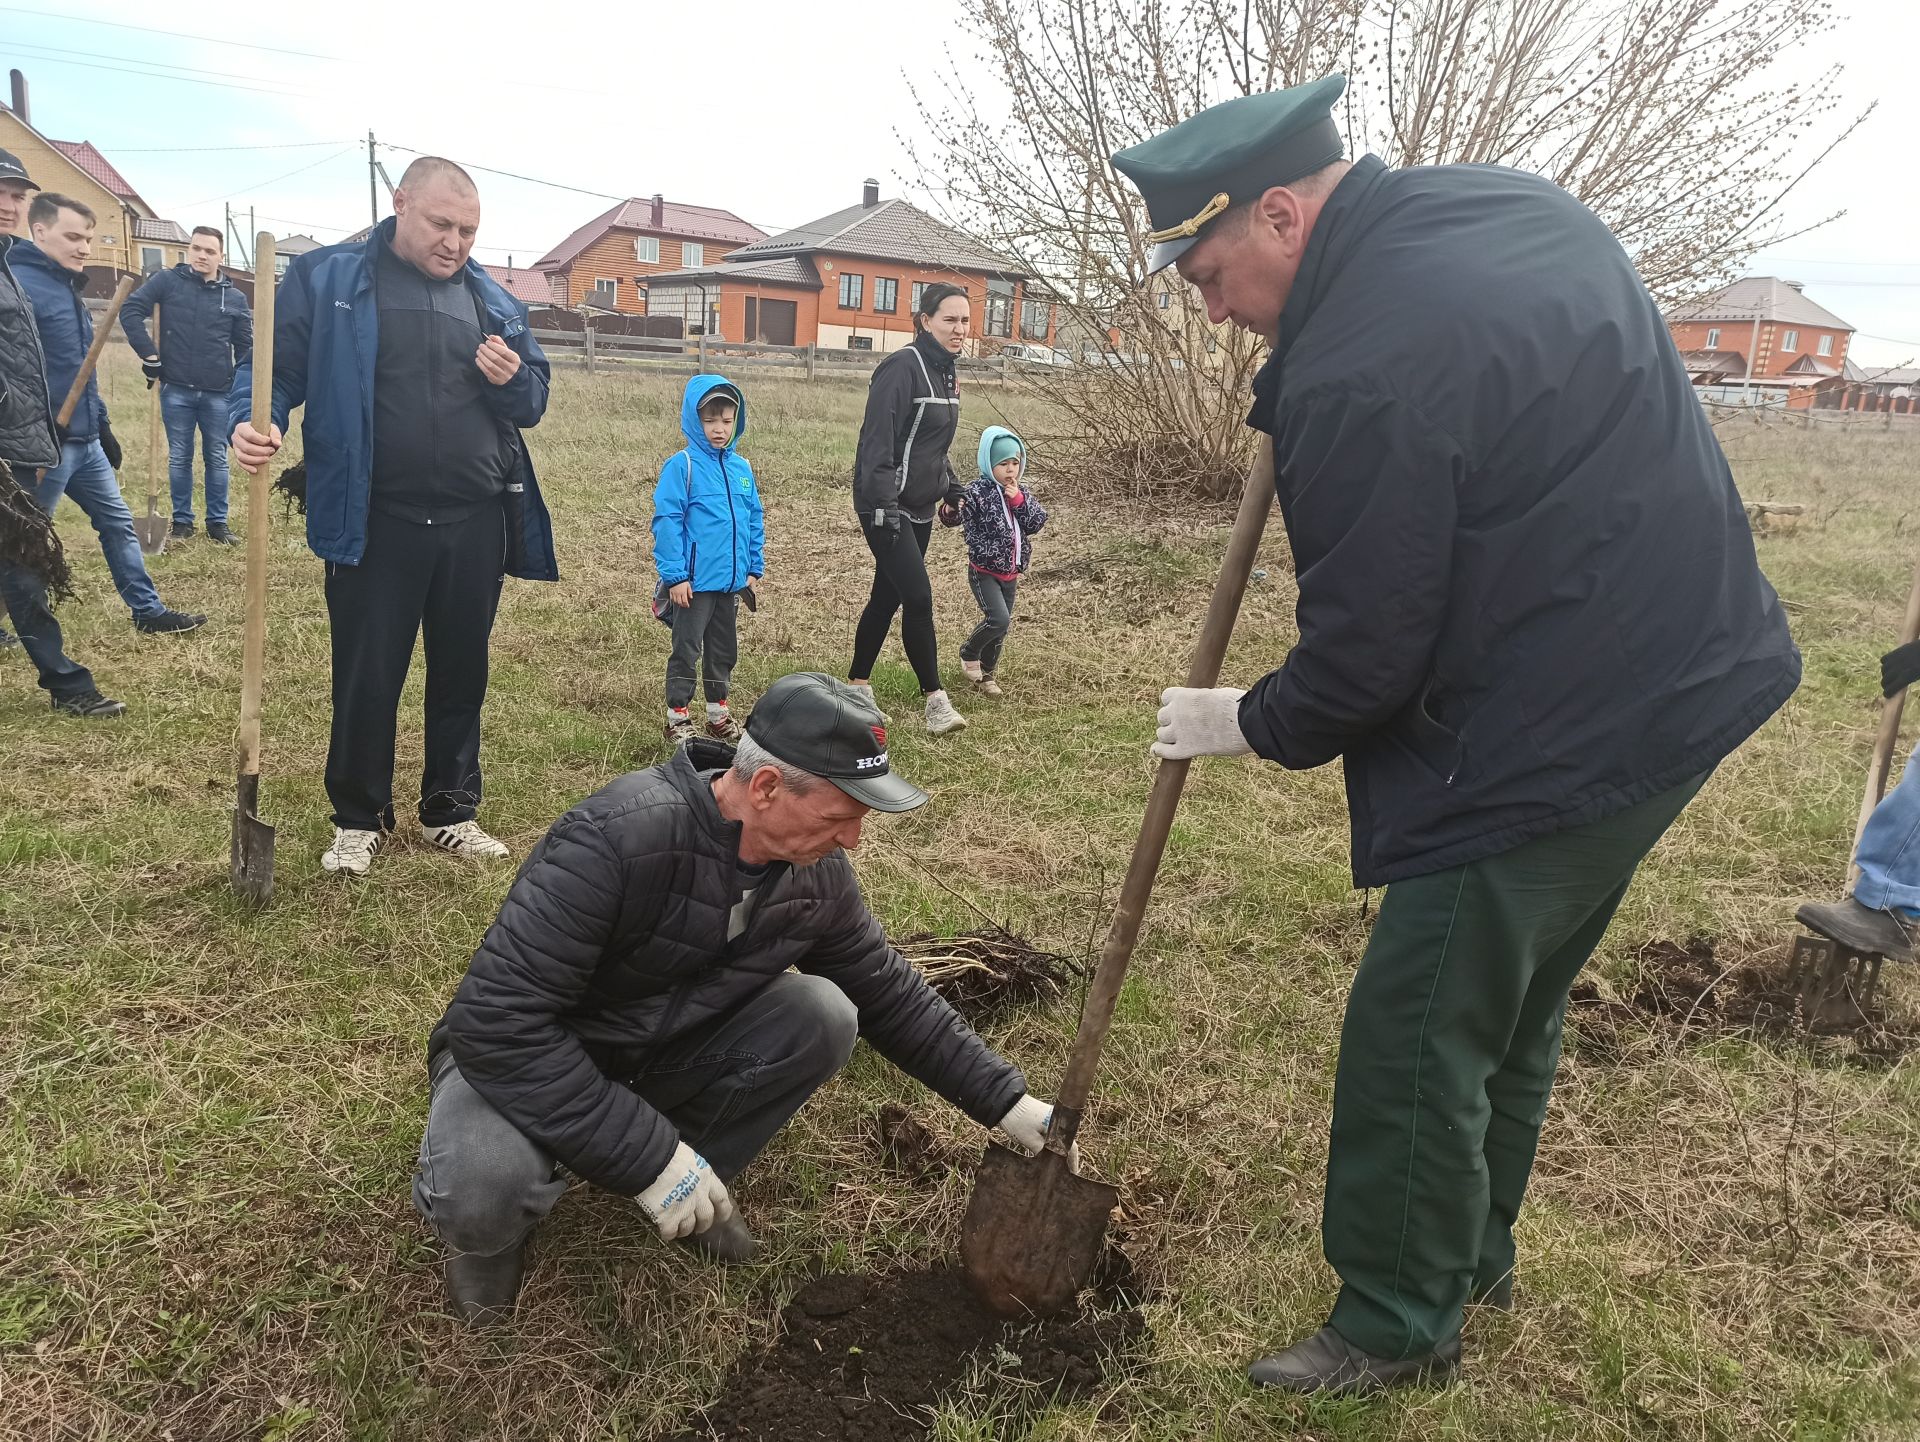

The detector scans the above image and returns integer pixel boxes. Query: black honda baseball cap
[745,673,927,813]
[0,150,39,190]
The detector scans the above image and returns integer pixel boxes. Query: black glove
[141,357,163,388]
[944,478,966,508]
[1883,640,1920,699]
[97,419,122,471]
[870,505,903,540]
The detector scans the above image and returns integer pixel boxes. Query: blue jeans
[34,439,165,623]
[160,384,229,526]
[1854,760,1920,915]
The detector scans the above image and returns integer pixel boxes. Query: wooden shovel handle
[237,235,275,779]
[1849,561,1920,890]
[55,274,137,429]
[145,304,162,508]
[1052,437,1277,1139]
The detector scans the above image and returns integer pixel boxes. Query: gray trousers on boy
[666,590,739,709]
[412,972,857,1259]
[959,571,1018,674]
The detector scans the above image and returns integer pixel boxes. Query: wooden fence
[533,329,1028,385]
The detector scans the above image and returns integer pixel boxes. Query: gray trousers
[959,571,1018,674]
[412,971,858,1259]
[666,590,739,709]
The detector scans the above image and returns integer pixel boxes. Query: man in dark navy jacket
[1115,77,1799,1394]
[231,157,556,880]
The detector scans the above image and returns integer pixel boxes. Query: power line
[379,141,626,203]
[2,48,315,99]
[6,37,311,87]
[0,6,345,61]
[99,139,355,154]
[175,147,355,210]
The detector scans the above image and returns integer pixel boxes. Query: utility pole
[368,130,379,226]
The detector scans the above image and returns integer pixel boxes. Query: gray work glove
[994,1094,1079,1172]
[634,1141,734,1241]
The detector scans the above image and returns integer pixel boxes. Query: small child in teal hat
[947,424,1047,696]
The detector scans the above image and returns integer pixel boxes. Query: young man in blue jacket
[121,225,252,543]
[1118,78,1799,1395]
[15,194,205,636]
[230,157,556,879]
[651,375,764,745]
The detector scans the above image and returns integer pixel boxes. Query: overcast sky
[7,0,1914,365]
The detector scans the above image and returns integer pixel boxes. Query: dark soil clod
[872,1102,968,1183]
[1569,936,1920,1065]
[663,1267,1143,1442]
[893,929,1081,1026]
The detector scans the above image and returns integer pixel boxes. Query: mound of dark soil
[661,1267,1143,1441]
[1569,937,1920,1065]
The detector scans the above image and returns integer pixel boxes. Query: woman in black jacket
[848,282,970,734]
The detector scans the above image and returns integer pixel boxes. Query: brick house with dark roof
[532,195,763,315]
[1668,276,1855,389]
[645,179,1056,354]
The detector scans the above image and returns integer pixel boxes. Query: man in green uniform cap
[1113,77,1799,1395]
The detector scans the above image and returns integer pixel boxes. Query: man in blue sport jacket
[230,156,557,879]
[122,225,252,543]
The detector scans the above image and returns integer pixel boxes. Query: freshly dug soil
[1569,936,1920,1065]
[894,929,1081,1027]
[661,1266,1143,1441]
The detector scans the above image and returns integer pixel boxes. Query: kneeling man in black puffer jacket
[415,671,1065,1324]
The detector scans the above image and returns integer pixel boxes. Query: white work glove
[635,1141,734,1241]
[1152,686,1253,760]
[995,1094,1080,1172]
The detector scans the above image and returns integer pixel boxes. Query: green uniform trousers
[1324,773,1707,1359]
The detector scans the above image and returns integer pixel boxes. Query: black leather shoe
[169,521,195,540]
[444,1243,527,1327]
[1248,1324,1461,1395]
[205,522,236,546]
[1796,897,1914,962]
[677,1210,760,1264]
[1470,1272,1514,1310]
[51,688,127,719]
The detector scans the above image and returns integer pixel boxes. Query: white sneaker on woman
[925,689,968,735]
[424,821,510,860]
[321,827,385,877]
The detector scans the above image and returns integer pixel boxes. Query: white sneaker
[321,827,385,877]
[424,820,510,860]
[961,659,984,683]
[925,689,968,735]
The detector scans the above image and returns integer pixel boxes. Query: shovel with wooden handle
[230,234,276,905]
[960,436,1277,1318]
[132,303,167,556]
[39,274,137,480]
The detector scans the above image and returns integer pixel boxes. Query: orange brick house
[645,180,1057,353]
[533,195,763,315]
[1667,277,1854,390]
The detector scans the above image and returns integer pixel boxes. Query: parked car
[999,344,1059,367]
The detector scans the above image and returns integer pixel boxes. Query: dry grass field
[1,353,1916,1440]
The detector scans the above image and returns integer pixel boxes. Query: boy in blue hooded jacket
[950,425,1046,697]
[652,376,764,744]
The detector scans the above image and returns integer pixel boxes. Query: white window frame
[1705,327,1720,348]
[681,241,704,268]
[1781,329,1799,352]
[635,236,660,264]
[139,245,165,274]
[1818,334,1834,357]
[592,277,619,304]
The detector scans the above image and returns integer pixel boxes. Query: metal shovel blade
[132,506,168,557]
[959,1141,1119,1319]
[230,771,275,905]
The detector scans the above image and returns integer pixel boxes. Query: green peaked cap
[1111,74,1348,273]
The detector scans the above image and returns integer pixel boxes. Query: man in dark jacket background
[15,194,205,637]
[416,673,1071,1325]
[0,150,123,717]
[121,225,251,543]
[230,156,556,880]
[1115,77,1799,1394]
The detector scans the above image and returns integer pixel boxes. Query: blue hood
[681,373,746,456]
[976,423,1025,479]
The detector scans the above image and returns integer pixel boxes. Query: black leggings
[850,520,940,692]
